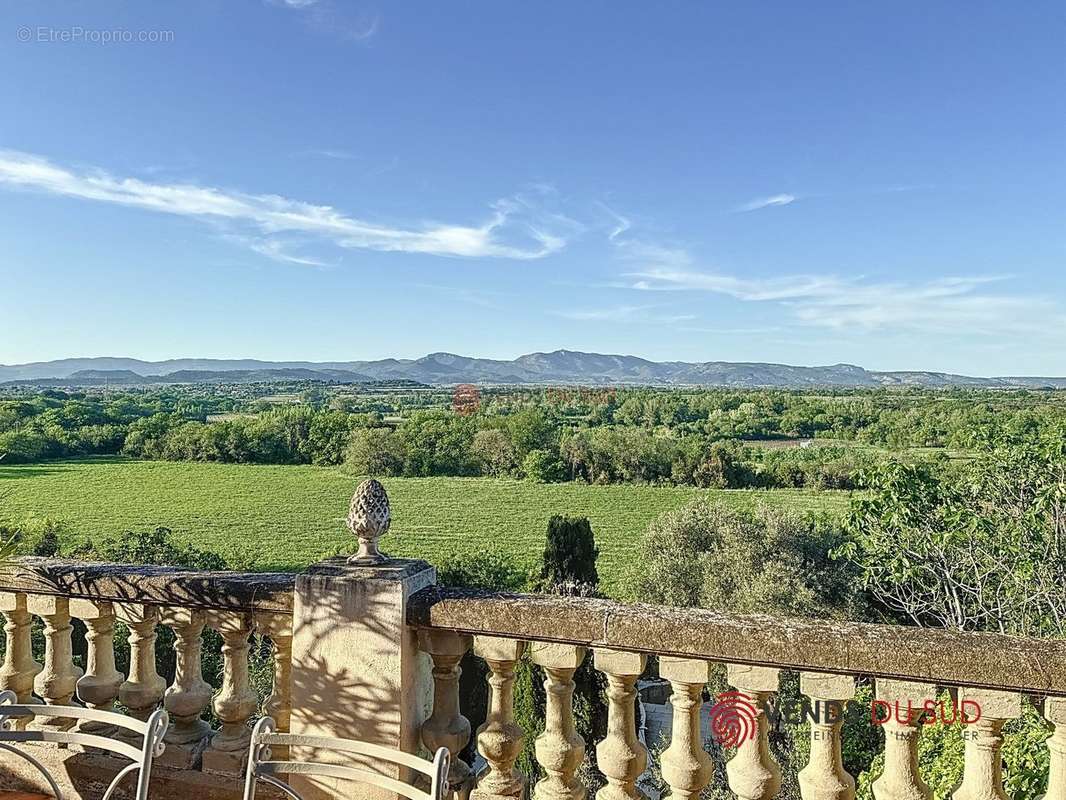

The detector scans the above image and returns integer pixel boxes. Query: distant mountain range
[2,351,1065,389]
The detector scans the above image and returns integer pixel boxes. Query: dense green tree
[397,411,477,476]
[344,427,406,477]
[836,432,1066,636]
[471,428,517,476]
[522,449,566,483]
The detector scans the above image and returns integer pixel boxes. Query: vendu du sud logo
[706,691,983,747]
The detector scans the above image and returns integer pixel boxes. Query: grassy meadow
[0,458,849,597]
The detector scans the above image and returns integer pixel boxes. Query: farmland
[0,458,848,597]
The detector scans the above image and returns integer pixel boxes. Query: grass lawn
[0,458,850,597]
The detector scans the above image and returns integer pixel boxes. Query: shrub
[436,551,527,591]
[630,499,864,619]
[522,449,565,483]
[1,515,66,557]
[73,526,227,570]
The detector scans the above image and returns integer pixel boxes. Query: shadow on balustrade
[2,559,294,616]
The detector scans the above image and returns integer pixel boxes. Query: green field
[0,459,849,597]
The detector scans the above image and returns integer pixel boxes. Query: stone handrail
[0,557,295,614]
[408,586,1066,696]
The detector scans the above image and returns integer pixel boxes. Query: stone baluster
[203,611,257,774]
[160,607,214,768]
[951,689,1021,800]
[258,613,293,733]
[659,657,713,800]
[872,679,934,800]
[420,629,474,800]
[471,636,526,800]
[0,592,42,730]
[115,603,166,733]
[256,612,293,766]
[798,672,856,800]
[27,595,83,731]
[1043,697,1066,800]
[70,600,123,735]
[726,664,781,800]
[531,642,588,800]
[593,648,648,800]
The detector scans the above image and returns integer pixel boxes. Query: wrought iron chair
[0,690,168,800]
[243,717,450,800]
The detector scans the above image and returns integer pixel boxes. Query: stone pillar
[71,599,123,735]
[951,689,1021,800]
[531,642,588,800]
[799,672,856,800]
[289,479,436,800]
[419,629,474,800]
[160,607,214,769]
[659,656,713,800]
[593,648,648,800]
[726,664,781,800]
[1043,697,1066,800]
[872,679,934,800]
[28,594,83,731]
[471,636,527,800]
[288,557,436,800]
[0,592,42,730]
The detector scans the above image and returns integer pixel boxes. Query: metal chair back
[0,690,168,800]
[242,717,450,800]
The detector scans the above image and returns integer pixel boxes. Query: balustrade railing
[408,587,1066,800]
[0,557,295,779]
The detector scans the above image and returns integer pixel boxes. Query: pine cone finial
[347,479,391,565]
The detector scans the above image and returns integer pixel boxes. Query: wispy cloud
[269,0,380,41]
[295,148,359,161]
[233,236,330,267]
[0,150,577,261]
[596,201,632,241]
[626,267,841,301]
[678,325,783,336]
[599,210,1057,339]
[737,193,797,212]
[623,267,1062,337]
[555,304,696,325]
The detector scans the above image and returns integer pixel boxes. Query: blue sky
[1,2,1064,375]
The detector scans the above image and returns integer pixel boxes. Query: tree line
[2,386,1063,490]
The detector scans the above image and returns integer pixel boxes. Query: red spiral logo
[708,691,758,747]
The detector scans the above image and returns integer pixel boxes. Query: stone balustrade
[0,558,295,792]
[1,481,1065,800]
[408,587,1066,800]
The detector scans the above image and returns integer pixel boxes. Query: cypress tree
[538,515,599,590]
